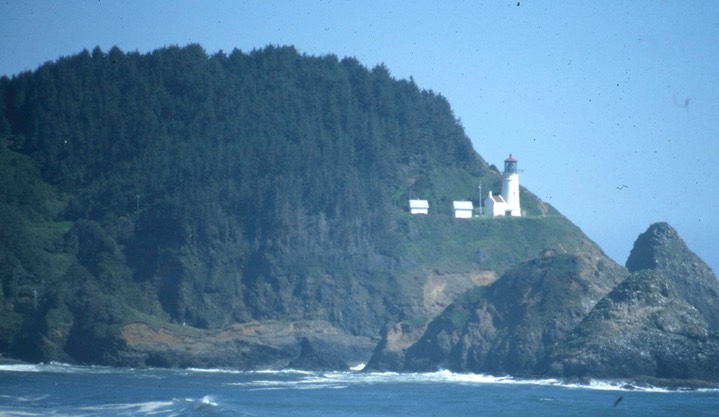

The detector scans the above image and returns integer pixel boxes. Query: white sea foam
[186,366,316,376]
[251,368,315,375]
[349,362,366,371]
[186,367,244,374]
[0,362,117,375]
[0,410,48,417]
[2,361,712,393]
[199,395,219,406]
[0,363,72,373]
[134,400,176,413]
[14,394,50,402]
[78,400,175,414]
[0,364,45,373]
[231,368,708,393]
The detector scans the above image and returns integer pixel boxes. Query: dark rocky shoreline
[367,223,719,384]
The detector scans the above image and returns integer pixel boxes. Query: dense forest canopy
[2,44,482,237]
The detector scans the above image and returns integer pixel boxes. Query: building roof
[453,201,474,210]
[505,153,517,162]
[491,194,505,203]
[409,199,429,209]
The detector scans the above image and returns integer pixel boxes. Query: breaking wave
[0,396,221,417]
[77,396,222,416]
[226,368,697,393]
[1,362,713,393]
[0,361,115,374]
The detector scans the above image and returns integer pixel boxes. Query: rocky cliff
[368,249,627,374]
[379,223,719,384]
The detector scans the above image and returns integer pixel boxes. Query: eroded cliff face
[116,320,374,369]
[365,269,496,371]
[112,268,497,370]
[368,251,627,374]
[545,223,719,382]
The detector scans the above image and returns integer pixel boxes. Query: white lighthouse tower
[501,154,521,216]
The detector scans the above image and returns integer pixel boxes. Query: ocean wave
[186,367,245,374]
[349,363,366,371]
[228,369,713,393]
[76,396,220,416]
[559,379,672,393]
[0,362,146,377]
[185,367,315,376]
[251,368,315,375]
[79,400,175,414]
[2,362,713,393]
[197,395,219,407]
[0,363,42,373]
[0,362,93,374]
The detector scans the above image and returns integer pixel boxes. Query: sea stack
[545,222,719,383]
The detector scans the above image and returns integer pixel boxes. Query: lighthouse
[501,154,521,216]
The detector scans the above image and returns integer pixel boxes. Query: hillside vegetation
[0,45,599,366]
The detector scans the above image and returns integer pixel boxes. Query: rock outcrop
[365,269,496,371]
[365,320,429,371]
[379,222,719,385]
[626,222,719,329]
[287,337,349,371]
[544,269,719,381]
[545,223,719,382]
[115,320,372,369]
[368,251,626,374]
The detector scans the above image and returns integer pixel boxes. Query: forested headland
[0,44,594,367]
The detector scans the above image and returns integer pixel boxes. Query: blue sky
[2,1,718,272]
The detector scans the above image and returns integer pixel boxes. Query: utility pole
[478,184,483,216]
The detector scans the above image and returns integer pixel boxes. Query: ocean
[0,363,717,416]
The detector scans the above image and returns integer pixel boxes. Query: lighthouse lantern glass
[504,159,517,173]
